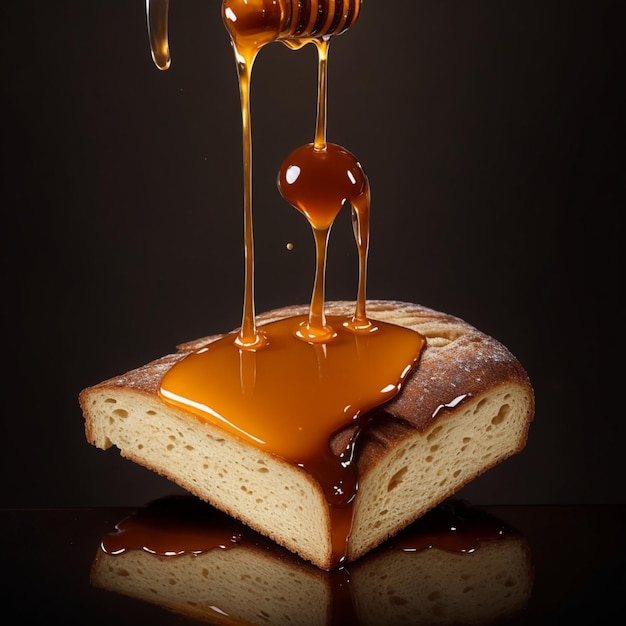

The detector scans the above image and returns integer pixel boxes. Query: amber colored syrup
[100,496,248,557]
[146,0,425,569]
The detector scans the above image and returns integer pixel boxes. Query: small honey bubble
[286,242,294,251]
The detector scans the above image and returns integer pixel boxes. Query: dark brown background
[2,0,622,507]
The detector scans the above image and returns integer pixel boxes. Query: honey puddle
[102,497,513,558]
[146,0,425,567]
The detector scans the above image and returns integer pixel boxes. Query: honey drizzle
[221,1,369,346]
[226,17,266,350]
[146,1,425,569]
[313,38,329,150]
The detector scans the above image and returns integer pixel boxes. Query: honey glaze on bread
[80,1,535,571]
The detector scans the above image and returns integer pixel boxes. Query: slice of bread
[90,496,533,625]
[80,300,534,570]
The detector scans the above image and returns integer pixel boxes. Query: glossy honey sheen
[161,316,423,464]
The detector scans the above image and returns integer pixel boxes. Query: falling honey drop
[278,141,372,340]
[146,0,171,70]
[279,143,367,231]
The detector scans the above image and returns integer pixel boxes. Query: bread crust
[80,300,534,569]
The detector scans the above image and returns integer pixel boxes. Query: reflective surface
[3,501,624,623]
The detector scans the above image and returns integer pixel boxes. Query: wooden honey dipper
[147,0,362,70]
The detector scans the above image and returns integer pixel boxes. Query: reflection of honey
[146,0,425,568]
[101,497,511,558]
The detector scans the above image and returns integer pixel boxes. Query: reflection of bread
[351,501,534,625]
[92,501,329,624]
[354,542,532,625]
[91,497,533,625]
[80,300,534,570]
